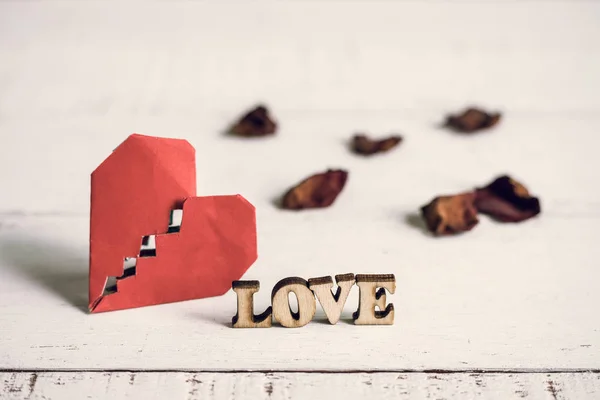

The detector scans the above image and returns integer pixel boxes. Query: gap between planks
[2,368,600,374]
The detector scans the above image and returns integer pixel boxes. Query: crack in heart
[90,134,258,313]
[101,209,183,297]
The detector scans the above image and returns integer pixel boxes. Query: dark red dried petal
[230,105,277,137]
[352,134,403,156]
[474,175,541,222]
[420,192,479,235]
[282,170,348,210]
[445,108,501,133]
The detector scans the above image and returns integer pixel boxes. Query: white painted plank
[2,372,600,400]
[0,207,598,370]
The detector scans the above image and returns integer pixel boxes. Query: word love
[231,273,395,328]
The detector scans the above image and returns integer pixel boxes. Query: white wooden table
[1,1,599,398]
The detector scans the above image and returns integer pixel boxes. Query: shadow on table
[0,233,88,313]
[193,309,358,328]
[199,314,232,328]
[404,212,430,236]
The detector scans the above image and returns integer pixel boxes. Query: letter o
[271,277,316,328]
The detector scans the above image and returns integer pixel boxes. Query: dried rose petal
[230,105,277,137]
[474,175,541,222]
[420,192,479,235]
[352,134,403,156]
[282,169,348,210]
[446,107,501,133]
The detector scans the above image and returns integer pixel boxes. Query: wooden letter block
[271,277,316,328]
[353,274,395,325]
[231,273,395,328]
[308,273,355,324]
[231,281,272,328]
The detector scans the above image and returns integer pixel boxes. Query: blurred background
[1,1,599,214]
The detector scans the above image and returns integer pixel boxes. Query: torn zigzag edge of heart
[89,193,258,313]
[88,134,258,313]
[89,207,184,312]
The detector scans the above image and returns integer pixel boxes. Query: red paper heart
[89,134,257,313]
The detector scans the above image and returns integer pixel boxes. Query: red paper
[89,134,257,313]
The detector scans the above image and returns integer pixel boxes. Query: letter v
[308,273,355,324]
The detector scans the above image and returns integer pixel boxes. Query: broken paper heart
[89,134,257,313]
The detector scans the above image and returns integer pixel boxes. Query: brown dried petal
[445,107,501,133]
[420,192,479,235]
[352,134,403,155]
[230,105,277,137]
[474,175,541,222]
[282,169,348,210]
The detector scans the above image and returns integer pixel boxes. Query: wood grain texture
[271,277,316,328]
[309,274,355,324]
[2,372,600,400]
[232,281,272,328]
[353,274,396,325]
[0,0,599,376]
